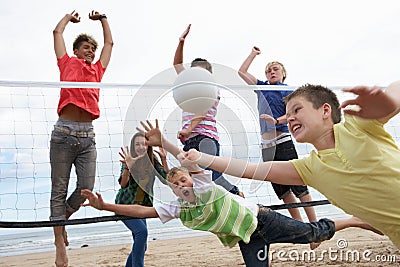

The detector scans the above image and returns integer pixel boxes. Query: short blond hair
[166,166,189,183]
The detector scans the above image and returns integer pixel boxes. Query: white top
[154,171,259,224]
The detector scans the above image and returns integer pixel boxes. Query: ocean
[0,196,348,257]
[0,218,208,257]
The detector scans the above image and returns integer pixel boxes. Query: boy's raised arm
[88,10,114,68]
[238,46,260,85]
[53,11,80,59]
[173,24,191,74]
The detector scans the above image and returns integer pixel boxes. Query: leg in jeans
[50,120,97,267]
[239,207,335,266]
[123,218,148,267]
[66,135,97,214]
[239,236,270,267]
[50,130,76,267]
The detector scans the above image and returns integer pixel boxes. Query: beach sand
[1,228,398,266]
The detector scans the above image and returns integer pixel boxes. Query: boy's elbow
[105,40,114,47]
[53,29,62,36]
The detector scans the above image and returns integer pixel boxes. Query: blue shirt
[256,80,291,134]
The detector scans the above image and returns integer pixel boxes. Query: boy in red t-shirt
[51,10,113,267]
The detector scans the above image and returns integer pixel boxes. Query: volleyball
[172,67,218,114]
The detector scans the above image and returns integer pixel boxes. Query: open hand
[81,189,104,210]
[179,24,191,41]
[136,119,162,147]
[341,85,397,119]
[154,147,167,160]
[119,146,145,170]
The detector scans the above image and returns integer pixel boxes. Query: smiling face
[286,96,328,143]
[74,41,96,64]
[168,169,195,202]
[133,136,148,157]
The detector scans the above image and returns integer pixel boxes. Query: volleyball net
[1,67,398,228]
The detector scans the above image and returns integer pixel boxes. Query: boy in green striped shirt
[82,120,381,266]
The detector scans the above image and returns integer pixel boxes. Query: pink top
[180,91,220,142]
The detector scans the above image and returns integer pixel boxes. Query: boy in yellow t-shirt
[181,82,400,248]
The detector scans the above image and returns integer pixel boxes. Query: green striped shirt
[179,175,258,247]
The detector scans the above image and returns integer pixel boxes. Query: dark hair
[73,33,98,51]
[190,58,212,73]
[129,132,155,177]
[284,84,342,123]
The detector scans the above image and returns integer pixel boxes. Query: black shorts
[261,138,309,199]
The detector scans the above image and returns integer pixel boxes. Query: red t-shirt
[57,54,106,120]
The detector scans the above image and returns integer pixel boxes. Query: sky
[1,0,400,224]
[1,0,400,87]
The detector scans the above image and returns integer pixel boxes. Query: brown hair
[73,33,98,51]
[129,132,155,178]
[284,84,342,123]
[191,58,212,73]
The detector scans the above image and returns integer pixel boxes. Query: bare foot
[63,227,69,247]
[310,242,321,250]
[55,240,68,267]
[352,216,384,235]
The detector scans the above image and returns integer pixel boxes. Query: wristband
[99,14,107,21]
[274,118,279,126]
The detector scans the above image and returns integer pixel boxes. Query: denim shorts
[238,206,335,266]
[49,118,97,221]
[262,139,309,199]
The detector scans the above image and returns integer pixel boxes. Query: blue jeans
[123,218,148,267]
[183,135,240,194]
[49,119,96,220]
[238,206,335,266]
[262,139,309,199]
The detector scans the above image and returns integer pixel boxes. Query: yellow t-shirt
[291,114,400,247]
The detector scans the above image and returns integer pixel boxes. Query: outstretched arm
[81,190,159,218]
[182,149,304,185]
[53,10,81,59]
[173,24,191,74]
[341,82,400,123]
[238,46,260,85]
[88,10,114,68]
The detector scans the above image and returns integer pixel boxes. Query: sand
[1,228,398,267]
